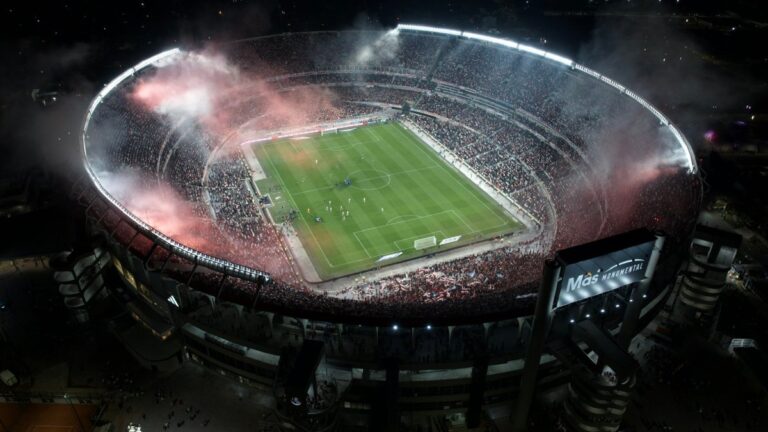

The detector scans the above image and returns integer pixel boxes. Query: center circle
[347,169,391,190]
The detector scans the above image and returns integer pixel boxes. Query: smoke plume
[551,10,717,238]
[97,168,221,252]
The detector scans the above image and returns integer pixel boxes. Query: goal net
[413,236,437,250]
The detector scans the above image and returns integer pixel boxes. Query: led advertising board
[554,229,657,309]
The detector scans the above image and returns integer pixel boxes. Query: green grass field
[253,122,522,280]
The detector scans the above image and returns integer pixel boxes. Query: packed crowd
[228,31,443,76]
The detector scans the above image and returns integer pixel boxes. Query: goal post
[414,236,437,250]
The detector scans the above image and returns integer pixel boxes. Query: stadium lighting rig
[395,23,697,174]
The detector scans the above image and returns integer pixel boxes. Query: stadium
[80,24,699,325]
[75,24,702,427]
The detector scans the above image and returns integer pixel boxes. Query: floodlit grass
[254,122,521,279]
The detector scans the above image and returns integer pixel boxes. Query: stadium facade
[76,25,701,428]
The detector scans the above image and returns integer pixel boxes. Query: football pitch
[253,122,522,280]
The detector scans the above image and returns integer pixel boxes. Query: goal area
[414,236,437,250]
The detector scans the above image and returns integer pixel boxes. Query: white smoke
[131,52,239,125]
[353,29,401,66]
